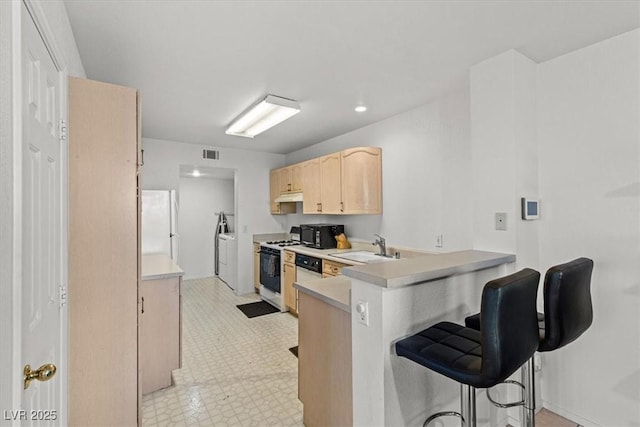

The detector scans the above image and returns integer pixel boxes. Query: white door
[21,2,66,423]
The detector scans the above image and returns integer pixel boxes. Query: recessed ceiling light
[192,169,201,177]
[355,105,367,113]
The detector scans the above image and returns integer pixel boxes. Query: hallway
[141,277,302,426]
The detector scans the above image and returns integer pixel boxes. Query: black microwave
[300,224,344,249]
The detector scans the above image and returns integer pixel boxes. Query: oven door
[260,249,281,293]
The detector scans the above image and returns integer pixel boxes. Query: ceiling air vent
[203,149,219,160]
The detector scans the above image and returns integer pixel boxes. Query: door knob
[24,363,56,390]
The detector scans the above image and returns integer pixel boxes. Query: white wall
[470,49,539,269]
[141,137,287,294]
[179,176,234,280]
[536,29,640,426]
[0,0,85,414]
[285,88,473,252]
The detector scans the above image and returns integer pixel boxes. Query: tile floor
[142,276,578,427]
[142,277,302,426]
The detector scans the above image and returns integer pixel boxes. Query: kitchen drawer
[323,259,348,276]
[284,250,296,264]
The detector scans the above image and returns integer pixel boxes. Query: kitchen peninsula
[140,254,184,394]
[295,250,515,426]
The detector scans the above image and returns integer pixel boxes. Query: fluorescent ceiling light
[226,95,301,138]
[192,169,201,177]
[355,105,367,112]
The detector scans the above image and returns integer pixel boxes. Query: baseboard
[540,401,601,427]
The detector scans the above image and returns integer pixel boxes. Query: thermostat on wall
[521,198,540,220]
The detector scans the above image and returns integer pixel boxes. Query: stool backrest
[480,268,540,385]
[540,258,594,352]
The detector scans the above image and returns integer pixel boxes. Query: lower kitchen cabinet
[322,259,349,278]
[298,291,352,426]
[140,276,182,395]
[254,243,261,292]
[283,250,297,314]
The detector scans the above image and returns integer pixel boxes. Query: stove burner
[264,240,301,247]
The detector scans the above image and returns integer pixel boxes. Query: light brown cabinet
[69,77,139,425]
[270,169,296,214]
[319,152,343,214]
[340,147,382,214]
[298,291,352,426]
[322,259,349,278]
[253,243,261,292]
[296,146,382,215]
[302,159,322,214]
[278,164,304,194]
[290,163,304,192]
[283,250,297,314]
[140,276,181,395]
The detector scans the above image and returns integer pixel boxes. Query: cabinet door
[69,78,139,425]
[253,244,260,291]
[323,260,348,276]
[341,147,382,214]
[279,167,292,193]
[270,169,281,213]
[140,277,180,395]
[319,153,343,214]
[302,159,322,214]
[283,262,297,313]
[290,163,304,192]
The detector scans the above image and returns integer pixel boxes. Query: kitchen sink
[329,250,397,264]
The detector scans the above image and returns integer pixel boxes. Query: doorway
[178,165,236,281]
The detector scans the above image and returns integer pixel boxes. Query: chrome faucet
[373,234,387,257]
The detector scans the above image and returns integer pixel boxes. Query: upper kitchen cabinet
[290,163,304,192]
[278,164,303,194]
[274,146,382,215]
[302,159,321,214]
[319,152,343,214]
[270,168,296,214]
[340,147,382,214]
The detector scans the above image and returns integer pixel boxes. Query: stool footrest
[424,411,462,427]
[486,380,525,408]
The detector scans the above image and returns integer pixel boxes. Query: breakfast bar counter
[294,275,351,312]
[342,249,515,288]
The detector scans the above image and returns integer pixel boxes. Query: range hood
[275,192,303,203]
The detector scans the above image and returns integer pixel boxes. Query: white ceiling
[64,1,639,154]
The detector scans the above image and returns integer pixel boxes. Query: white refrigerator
[141,190,179,260]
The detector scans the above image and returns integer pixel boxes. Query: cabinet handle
[141,296,144,314]
[140,149,144,167]
[340,201,344,212]
[317,203,322,212]
[288,183,291,191]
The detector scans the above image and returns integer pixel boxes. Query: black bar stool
[395,268,541,427]
[464,258,594,426]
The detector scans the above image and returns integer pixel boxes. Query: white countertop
[342,250,515,288]
[142,254,184,280]
[294,275,351,313]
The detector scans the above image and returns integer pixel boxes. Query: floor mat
[289,346,298,358]
[236,301,279,318]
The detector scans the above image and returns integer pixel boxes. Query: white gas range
[259,228,301,311]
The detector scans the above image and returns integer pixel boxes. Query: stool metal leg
[461,384,476,427]
[521,358,536,427]
[423,384,477,427]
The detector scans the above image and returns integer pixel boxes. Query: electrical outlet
[435,234,443,248]
[355,300,369,326]
[495,212,507,231]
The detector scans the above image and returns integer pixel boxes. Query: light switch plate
[495,212,507,231]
